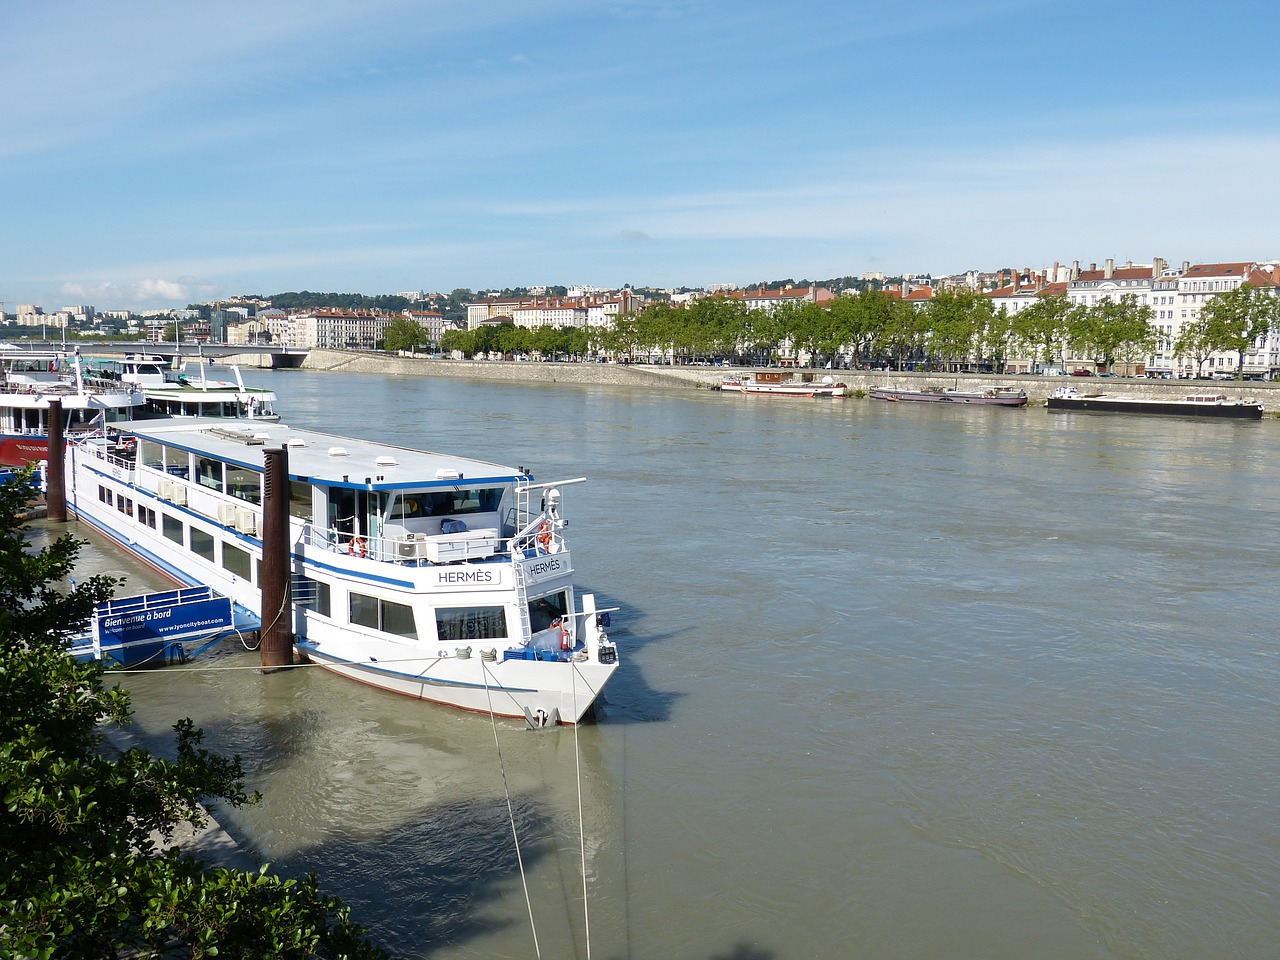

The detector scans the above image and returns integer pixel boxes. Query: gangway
[68,585,260,668]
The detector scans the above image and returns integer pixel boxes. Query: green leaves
[0,470,392,958]
[1199,282,1280,377]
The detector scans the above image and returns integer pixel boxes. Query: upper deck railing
[76,435,575,568]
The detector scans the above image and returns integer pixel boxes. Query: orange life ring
[536,522,551,548]
[348,536,366,558]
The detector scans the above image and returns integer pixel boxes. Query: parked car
[1072,369,1095,377]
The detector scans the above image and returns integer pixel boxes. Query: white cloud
[58,277,221,310]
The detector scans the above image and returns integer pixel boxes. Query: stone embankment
[232,349,1280,407]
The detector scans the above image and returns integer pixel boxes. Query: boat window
[227,464,262,504]
[294,577,331,617]
[401,488,504,519]
[350,592,379,630]
[287,480,312,519]
[222,543,251,579]
[435,606,508,642]
[348,592,417,639]
[139,438,164,470]
[527,591,569,633]
[381,600,416,639]
[329,487,356,537]
[196,457,224,492]
[162,514,184,544]
[160,443,190,479]
[190,528,215,561]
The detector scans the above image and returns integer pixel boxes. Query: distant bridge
[25,342,309,369]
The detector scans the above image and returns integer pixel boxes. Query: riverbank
[287,349,1279,406]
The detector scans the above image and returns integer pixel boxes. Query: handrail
[305,523,508,565]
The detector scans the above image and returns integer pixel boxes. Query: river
[46,368,1280,959]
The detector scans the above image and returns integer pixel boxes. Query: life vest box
[422,528,498,563]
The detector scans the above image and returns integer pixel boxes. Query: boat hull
[295,641,616,724]
[723,378,848,398]
[869,387,1027,406]
[1047,397,1264,418]
[0,434,57,467]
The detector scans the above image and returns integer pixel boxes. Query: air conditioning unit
[217,503,238,524]
[396,536,430,560]
[169,484,188,506]
[157,480,173,501]
[234,510,259,535]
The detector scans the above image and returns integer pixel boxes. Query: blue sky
[3,0,1277,311]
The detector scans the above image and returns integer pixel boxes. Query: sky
[2,0,1278,312]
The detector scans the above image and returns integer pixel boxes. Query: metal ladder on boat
[509,474,534,643]
[512,557,533,644]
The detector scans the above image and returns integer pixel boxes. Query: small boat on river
[66,418,619,724]
[869,384,1028,406]
[112,354,281,422]
[1047,385,1264,419]
[0,346,144,466]
[721,372,849,398]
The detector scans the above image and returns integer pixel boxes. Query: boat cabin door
[328,487,382,542]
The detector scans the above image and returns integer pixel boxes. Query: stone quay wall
[226,349,1280,406]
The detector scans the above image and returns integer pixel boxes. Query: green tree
[1172,313,1216,378]
[924,290,988,371]
[383,317,426,353]
[1070,294,1156,374]
[882,298,930,371]
[1011,294,1074,371]
[438,327,472,356]
[980,306,1017,373]
[1199,282,1280,378]
[0,469,390,960]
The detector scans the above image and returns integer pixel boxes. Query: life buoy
[348,536,366,558]
[536,522,551,549]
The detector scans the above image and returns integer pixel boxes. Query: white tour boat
[113,354,281,421]
[0,345,144,466]
[66,418,618,724]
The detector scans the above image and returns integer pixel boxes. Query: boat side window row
[98,484,156,528]
[346,593,518,645]
[138,441,263,505]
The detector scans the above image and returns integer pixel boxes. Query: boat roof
[116,418,525,491]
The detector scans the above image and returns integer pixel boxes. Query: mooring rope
[572,663,592,960]
[483,664,542,959]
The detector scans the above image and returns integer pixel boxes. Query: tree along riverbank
[260,348,1280,407]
